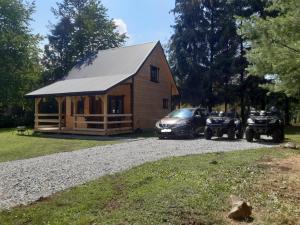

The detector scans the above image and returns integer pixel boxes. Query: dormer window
[150,65,159,83]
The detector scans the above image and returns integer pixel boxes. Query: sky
[31,0,176,46]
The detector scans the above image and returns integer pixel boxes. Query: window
[150,65,159,83]
[163,98,169,109]
[109,96,124,114]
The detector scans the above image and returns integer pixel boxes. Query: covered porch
[34,84,133,136]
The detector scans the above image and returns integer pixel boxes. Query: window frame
[108,96,124,115]
[150,65,160,83]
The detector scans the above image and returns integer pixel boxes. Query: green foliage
[42,0,127,84]
[169,0,272,114]
[243,0,300,100]
[169,0,239,109]
[0,0,42,126]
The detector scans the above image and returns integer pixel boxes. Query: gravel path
[0,138,275,210]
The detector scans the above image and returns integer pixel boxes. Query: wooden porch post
[72,97,78,129]
[101,94,108,134]
[35,98,42,129]
[55,97,63,131]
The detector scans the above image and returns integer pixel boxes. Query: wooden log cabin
[26,41,179,135]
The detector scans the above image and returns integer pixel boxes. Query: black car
[204,111,243,140]
[245,110,285,143]
[155,108,208,139]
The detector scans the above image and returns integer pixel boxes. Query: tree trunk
[208,5,215,112]
[240,38,245,124]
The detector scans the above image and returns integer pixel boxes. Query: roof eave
[25,90,107,98]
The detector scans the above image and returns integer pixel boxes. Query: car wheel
[204,127,212,140]
[236,128,243,139]
[272,128,284,143]
[245,127,254,142]
[158,135,164,140]
[194,128,202,137]
[227,127,235,140]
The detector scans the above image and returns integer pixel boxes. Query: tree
[229,0,269,122]
[242,0,300,100]
[0,0,41,126]
[169,0,239,110]
[43,0,126,84]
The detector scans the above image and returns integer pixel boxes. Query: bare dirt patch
[260,155,300,202]
[226,155,300,225]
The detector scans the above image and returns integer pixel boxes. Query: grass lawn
[0,127,299,225]
[0,129,118,163]
[285,125,300,143]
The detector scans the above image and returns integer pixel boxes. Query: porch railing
[35,114,65,129]
[74,114,133,132]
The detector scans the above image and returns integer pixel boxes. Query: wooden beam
[131,77,135,130]
[72,97,78,129]
[55,97,63,130]
[34,98,42,128]
[38,119,60,123]
[36,114,59,117]
[100,94,108,133]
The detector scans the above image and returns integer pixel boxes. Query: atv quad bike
[204,112,243,140]
[245,110,285,143]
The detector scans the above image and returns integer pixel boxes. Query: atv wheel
[236,128,243,139]
[281,130,285,142]
[216,130,223,138]
[204,127,212,140]
[254,133,260,140]
[227,127,235,140]
[245,127,254,142]
[272,128,284,143]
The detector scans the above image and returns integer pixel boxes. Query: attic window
[150,65,159,83]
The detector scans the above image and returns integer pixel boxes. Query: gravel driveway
[0,137,275,210]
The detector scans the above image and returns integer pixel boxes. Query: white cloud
[113,18,128,35]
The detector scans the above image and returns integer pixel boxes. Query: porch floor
[35,127,133,136]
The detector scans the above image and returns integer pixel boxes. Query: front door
[108,96,124,129]
[109,96,124,114]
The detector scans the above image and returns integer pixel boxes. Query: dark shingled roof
[26,42,158,97]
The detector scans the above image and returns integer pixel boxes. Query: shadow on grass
[3,127,157,142]
[28,133,130,142]
[285,125,300,135]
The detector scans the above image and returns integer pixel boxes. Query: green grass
[0,129,118,163]
[0,147,299,225]
[0,126,299,225]
[285,125,300,143]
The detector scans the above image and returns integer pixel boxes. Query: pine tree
[243,0,300,100]
[169,0,239,110]
[229,0,268,121]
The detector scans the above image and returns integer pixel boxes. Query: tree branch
[271,39,300,54]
